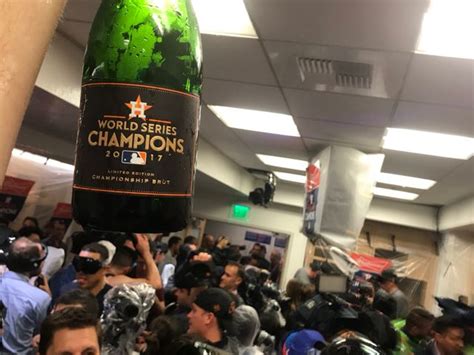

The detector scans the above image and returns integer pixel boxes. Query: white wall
[205,219,288,260]
[193,193,309,288]
[438,196,474,231]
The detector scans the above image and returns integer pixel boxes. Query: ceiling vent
[297,57,373,89]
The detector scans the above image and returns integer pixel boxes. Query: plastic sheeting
[303,146,384,250]
[5,154,73,230]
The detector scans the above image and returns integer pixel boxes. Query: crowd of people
[0,215,472,355]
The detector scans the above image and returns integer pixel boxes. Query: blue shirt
[0,271,51,354]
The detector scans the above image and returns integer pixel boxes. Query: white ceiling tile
[57,20,91,48]
[416,158,474,205]
[381,150,462,180]
[245,0,429,52]
[285,89,394,127]
[62,0,100,23]
[295,117,385,147]
[264,40,411,99]
[392,101,474,137]
[202,35,276,85]
[203,79,288,113]
[233,130,308,161]
[401,54,473,108]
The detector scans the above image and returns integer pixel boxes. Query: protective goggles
[72,256,103,274]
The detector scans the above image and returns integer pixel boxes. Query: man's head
[432,315,465,355]
[73,243,108,292]
[6,237,47,277]
[379,269,399,292]
[23,216,39,228]
[250,243,266,258]
[154,242,168,264]
[405,307,435,339]
[220,261,244,292]
[168,236,182,256]
[18,226,43,243]
[108,246,136,276]
[54,289,99,317]
[270,250,282,265]
[38,307,100,355]
[308,260,321,279]
[201,234,215,250]
[187,288,235,341]
[184,235,198,246]
[174,262,212,307]
[50,220,66,241]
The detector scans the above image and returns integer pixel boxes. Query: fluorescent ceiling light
[257,154,307,171]
[377,172,436,190]
[11,148,24,157]
[383,128,474,160]
[275,171,306,184]
[191,0,258,38]
[373,187,419,201]
[46,159,74,172]
[209,105,300,137]
[417,0,474,59]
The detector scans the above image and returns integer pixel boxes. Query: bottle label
[73,82,200,197]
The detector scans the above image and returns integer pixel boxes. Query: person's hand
[36,274,51,296]
[192,252,212,262]
[135,331,150,353]
[32,334,40,349]
[216,236,229,249]
[135,233,151,257]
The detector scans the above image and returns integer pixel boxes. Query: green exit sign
[231,204,250,220]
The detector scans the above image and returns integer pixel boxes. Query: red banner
[351,252,392,274]
[1,176,35,196]
[0,176,35,221]
[52,203,72,219]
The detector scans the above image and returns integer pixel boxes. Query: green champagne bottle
[72,0,202,232]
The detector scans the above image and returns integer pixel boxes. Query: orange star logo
[125,95,152,120]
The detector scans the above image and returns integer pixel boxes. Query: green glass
[73,0,202,232]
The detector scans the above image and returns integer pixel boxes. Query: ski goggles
[72,255,104,274]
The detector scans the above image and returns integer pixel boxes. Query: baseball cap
[283,329,325,355]
[194,288,236,331]
[310,260,322,272]
[174,262,213,289]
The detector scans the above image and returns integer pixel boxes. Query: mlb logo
[121,150,147,165]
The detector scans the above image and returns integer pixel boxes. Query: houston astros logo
[125,95,152,120]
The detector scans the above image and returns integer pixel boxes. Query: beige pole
[0,0,67,185]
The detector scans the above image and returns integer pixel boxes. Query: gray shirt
[391,288,409,319]
[294,267,312,285]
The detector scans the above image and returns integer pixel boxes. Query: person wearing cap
[167,261,212,334]
[282,329,325,355]
[187,287,240,353]
[293,260,321,286]
[378,269,409,319]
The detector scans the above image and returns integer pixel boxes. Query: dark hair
[18,226,43,240]
[70,232,99,255]
[81,242,109,263]
[111,246,136,268]
[145,316,180,355]
[0,215,9,226]
[406,307,435,330]
[184,235,197,245]
[168,236,182,249]
[6,237,41,273]
[55,289,99,317]
[39,307,100,354]
[23,216,39,228]
[432,315,464,335]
